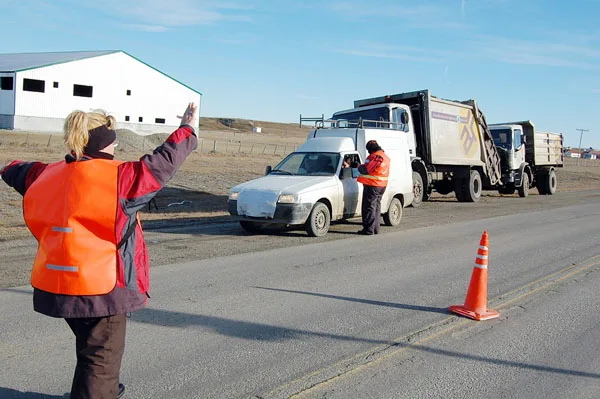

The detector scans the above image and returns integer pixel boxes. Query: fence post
[250,143,255,154]
[26,133,29,145]
[226,141,229,152]
[238,142,242,153]
[213,140,217,152]
[47,135,52,147]
[262,145,267,155]
[143,136,146,151]
[274,145,277,155]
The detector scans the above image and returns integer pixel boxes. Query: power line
[576,128,589,165]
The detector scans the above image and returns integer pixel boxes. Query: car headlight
[278,194,300,203]
[229,191,239,200]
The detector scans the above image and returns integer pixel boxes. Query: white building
[0,50,201,134]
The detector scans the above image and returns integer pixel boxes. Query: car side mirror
[265,165,272,175]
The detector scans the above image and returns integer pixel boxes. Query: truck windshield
[332,108,390,128]
[491,129,512,150]
[272,152,340,176]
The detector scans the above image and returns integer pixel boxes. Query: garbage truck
[489,121,563,196]
[228,123,414,236]
[338,89,503,206]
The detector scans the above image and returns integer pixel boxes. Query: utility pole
[576,128,589,166]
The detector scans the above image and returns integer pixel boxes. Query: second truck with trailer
[489,121,563,196]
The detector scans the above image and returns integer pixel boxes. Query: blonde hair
[63,110,116,159]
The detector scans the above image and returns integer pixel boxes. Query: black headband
[84,125,117,155]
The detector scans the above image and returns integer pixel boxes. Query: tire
[411,171,424,207]
[518,173,529,198]
[498,184,516,195]
[455,170,482,202]
[239,221,262,233]
[546,169,557,195]
[536,172,548,195]
[383,197,402,227]
[305,202,330,237]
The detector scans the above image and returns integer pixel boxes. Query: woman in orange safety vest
[1,102,198,399]
[356,140,390,235]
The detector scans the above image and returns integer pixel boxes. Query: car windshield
[272,152,340,176]
[491,128,512,150]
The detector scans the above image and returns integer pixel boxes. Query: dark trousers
[65,314,127,399]
[361,185,386,234]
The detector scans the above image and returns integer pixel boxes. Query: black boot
[117,383,125,398]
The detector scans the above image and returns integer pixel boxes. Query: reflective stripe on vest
[24,159,122,296]
[357,151,390,187]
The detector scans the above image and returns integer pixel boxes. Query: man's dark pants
[65,314,126,399]
[361,185,387,234]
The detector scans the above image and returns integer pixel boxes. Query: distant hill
[199,117,309,138]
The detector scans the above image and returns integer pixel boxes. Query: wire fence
[0,132,299,157]
[2,131,599,166]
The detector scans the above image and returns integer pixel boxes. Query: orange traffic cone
[449,231,499,321]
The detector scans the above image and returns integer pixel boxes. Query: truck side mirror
[265,165,272,175]
[401,110,409,124]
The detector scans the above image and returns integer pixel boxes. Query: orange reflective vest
[24,159,123,296]
[357,150,390,187]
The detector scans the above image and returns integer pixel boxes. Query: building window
[1,76,14,90]
[155,118,166,124]
[23,78,45,93]
[125,116,130,122]
[73,84,93,98]
[53,81,59,88]
[138,117,143,122]
[126,90,131,96]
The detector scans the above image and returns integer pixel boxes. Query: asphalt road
[2,189,600,288]
[1,198,599,398]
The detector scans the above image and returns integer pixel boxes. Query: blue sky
[1,0,599,148]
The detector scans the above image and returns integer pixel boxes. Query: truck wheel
[411,172,424,207]
[306,202,330,237]
[518,173,529,197]
[536,171,548,195]
[546,169,557,195]
[239,221,262,233]
[383,197,402,227]
[456,170,482,202]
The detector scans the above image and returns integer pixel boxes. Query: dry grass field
[1,118,599,242]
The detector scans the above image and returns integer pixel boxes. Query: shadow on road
[253,287,449,314]
[133,307,394,344]
[132,307,600,380]
[0,388,67,398]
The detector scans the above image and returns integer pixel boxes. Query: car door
[339,153,362,217]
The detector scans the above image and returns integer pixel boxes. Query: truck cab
[331,103,416,159]
[489,124,527,184]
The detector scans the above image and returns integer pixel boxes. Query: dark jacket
[1,125,197,318]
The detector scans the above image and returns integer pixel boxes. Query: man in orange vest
[1,103,198,398]
[356,140,390,235]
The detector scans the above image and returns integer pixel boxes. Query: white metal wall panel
[13,52,200,134]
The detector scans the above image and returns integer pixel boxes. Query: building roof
[0,50,118,72]
[0,50,201,95]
